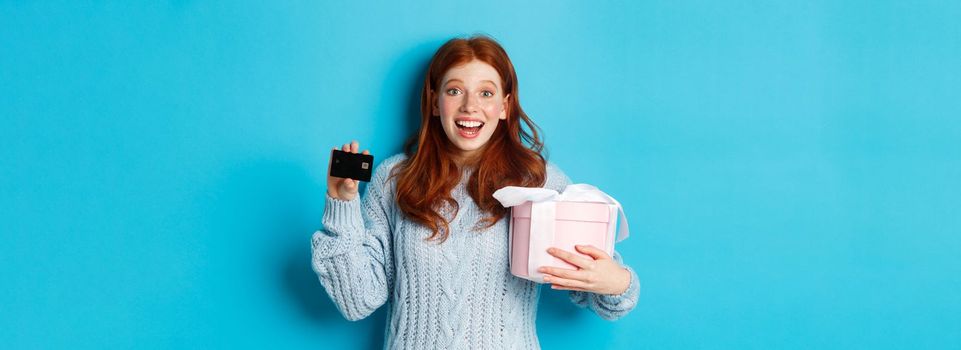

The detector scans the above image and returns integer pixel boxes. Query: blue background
[3,1,960,349]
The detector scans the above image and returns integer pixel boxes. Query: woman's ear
[431,90,440,116]
[499,94,511,120]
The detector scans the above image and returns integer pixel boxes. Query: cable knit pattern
[311,153,641,349]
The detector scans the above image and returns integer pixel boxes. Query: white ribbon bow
[493,184,630,242]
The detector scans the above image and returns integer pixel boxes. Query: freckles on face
[434,60,509,159]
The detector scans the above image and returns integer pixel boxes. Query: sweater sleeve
[545,161,641,320]
[310,158,398,321]
[567,251,641,321]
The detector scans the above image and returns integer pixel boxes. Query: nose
[459,92,479,113]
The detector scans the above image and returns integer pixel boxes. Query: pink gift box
[508,201,618,283]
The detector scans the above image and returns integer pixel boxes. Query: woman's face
[433,59,510,163]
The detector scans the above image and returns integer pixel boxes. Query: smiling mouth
[455,120,485,134]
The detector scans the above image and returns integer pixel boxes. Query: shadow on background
[278,40,442,349]
[283,250,389,350]
[374,38,448,158]
[200,157,386,348]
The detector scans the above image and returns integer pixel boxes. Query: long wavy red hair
[392,35,547,243]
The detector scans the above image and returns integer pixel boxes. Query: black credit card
[329,149,374,182]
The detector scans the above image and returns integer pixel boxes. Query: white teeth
[455,120,484,128]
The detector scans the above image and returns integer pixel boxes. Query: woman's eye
[481,90,494,97]
[446,88,461,96]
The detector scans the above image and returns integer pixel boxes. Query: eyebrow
[443,79,500,88]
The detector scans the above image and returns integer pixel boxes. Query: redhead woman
[312,35,640,349]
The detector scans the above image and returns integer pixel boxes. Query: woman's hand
[538,245,632,296]
[327,140,370,201]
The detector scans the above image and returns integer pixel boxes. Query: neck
[453,152,479,168]
[448,143,486,168]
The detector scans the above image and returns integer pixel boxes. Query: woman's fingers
[538,266,587,281]
[547,247,595,270]
[575,245,612,260]
[337,141,363,154]
[542,274,589,290]
[550,285,590,292]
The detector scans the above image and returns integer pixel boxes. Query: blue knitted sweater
[311,154,640,349]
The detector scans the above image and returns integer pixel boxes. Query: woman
[312,35,640,349]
